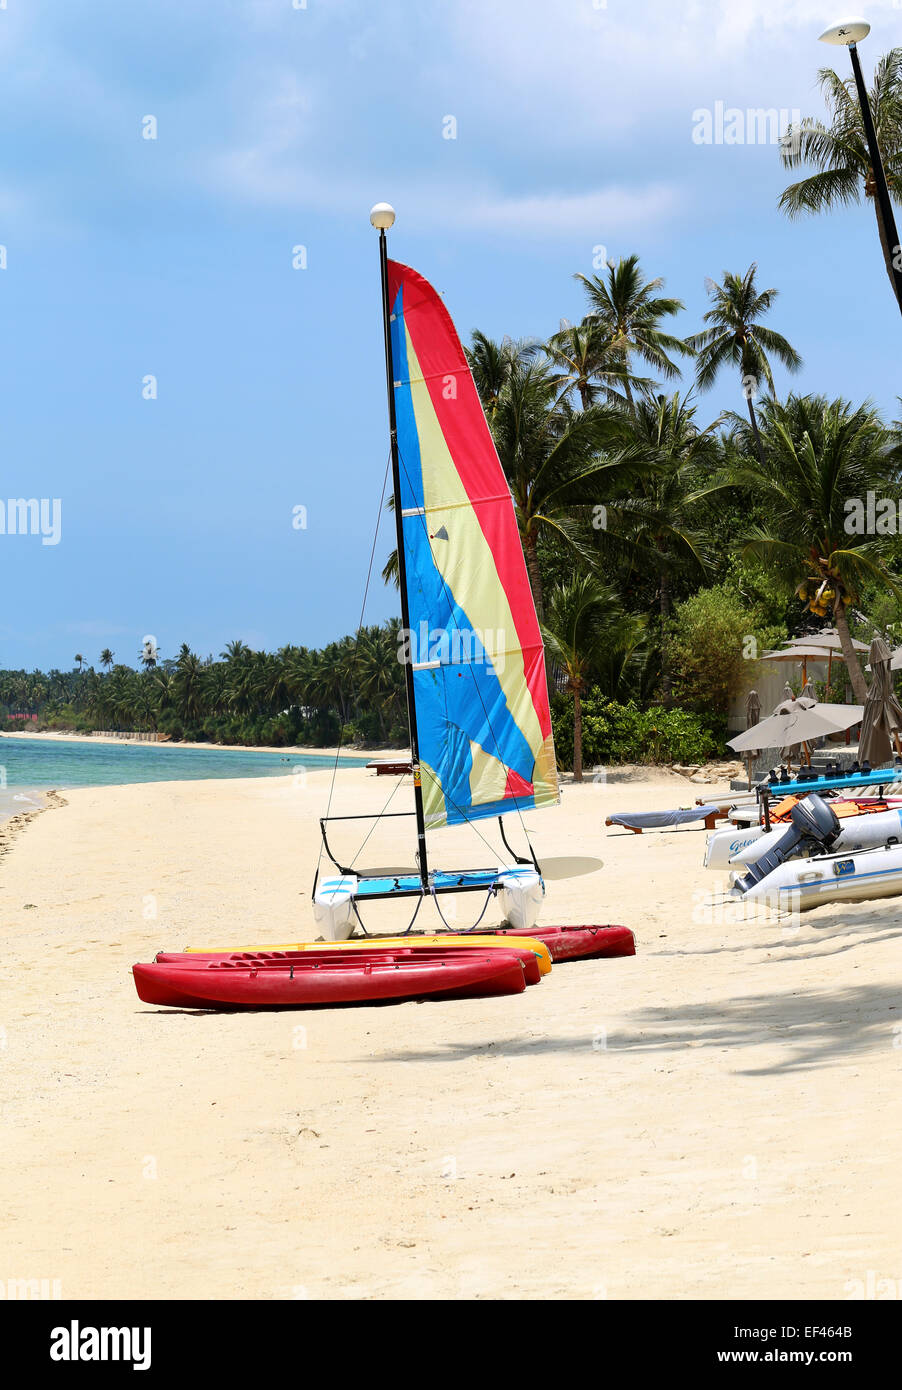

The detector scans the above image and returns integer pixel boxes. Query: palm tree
[74,654,84,673]
[172,644,206,724]
[688,265,802,463]
[574,255,693,406]
[779,49,902,304]
[543,320,648,409]
[464,332,534,419]
[140,639,158,670]
[355,624,405,740]
[727,393,900,702]
[542,574,618,781]
[601,390,725,694]
[99,648,114,672]
[221,639,251,664]
[490,358,620,617]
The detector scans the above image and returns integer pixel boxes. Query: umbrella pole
[802,740,811,767]
[826,651,832,703]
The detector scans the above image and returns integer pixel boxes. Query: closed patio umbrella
[743,690,761,783]
[858,636,902,767]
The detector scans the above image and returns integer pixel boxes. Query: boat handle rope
[429,883,496,934]
[349,892,426,938]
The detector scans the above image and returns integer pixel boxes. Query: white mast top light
[370,203,396,230]
[818,18,871,45]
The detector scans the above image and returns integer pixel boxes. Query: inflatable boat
[728,793,902,910]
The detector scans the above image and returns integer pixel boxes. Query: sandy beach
[2,762,901,1301]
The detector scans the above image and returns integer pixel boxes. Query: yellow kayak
[184,934,553,974]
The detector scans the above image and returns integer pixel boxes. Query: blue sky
[2,0,901,671]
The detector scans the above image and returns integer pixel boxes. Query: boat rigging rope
[315,448,393,882]
[350,891,425,937]
[429,883,496,933]
[347,772,407,867]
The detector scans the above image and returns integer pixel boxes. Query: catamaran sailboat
[312,204,560,941]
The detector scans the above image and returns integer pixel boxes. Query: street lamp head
[369,203,396,230]
[818,18,871,46]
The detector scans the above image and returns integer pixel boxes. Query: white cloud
[456,183,682,237]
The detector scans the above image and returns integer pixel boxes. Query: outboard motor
[735,794,841,894]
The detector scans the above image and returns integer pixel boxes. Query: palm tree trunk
[659,554,672,699]
[524,532,544,620]
[622,353,634,410]
[746,392,765,465]
[869,182,902,308]
[833,597,868,704]
[573,686,583,783]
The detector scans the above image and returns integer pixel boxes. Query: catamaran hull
[730,806,902,869]
[496,867,544,930]
[312,876,358,940]
[312,865,545,939]
[730,842,902,910]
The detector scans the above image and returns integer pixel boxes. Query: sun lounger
[605,804,724,833]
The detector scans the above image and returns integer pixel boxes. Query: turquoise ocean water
[0,737,369,821]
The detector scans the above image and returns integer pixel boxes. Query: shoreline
[0,729,404,760]
[0,787,66,856]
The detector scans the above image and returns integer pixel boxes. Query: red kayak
[153,945,542,986]
[489,925,636,961]
[133,953,526,1009]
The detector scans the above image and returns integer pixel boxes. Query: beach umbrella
[791,629,868,652]
[858,636,902,766]
[761,645,837,692]
[791,630,867,700]
[728,702,865,764]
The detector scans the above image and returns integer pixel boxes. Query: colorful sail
[388,259,559,830]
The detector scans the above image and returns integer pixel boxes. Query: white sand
[1,764,900,1300]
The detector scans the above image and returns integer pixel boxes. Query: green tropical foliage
[725,394,901,701]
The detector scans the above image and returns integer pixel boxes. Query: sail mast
[372,203,429,890]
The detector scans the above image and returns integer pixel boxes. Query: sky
[2,0,901,671]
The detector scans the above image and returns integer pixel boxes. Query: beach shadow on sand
[540,856,604,879]
[367,979,901,1075]
[654,912,902,962]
